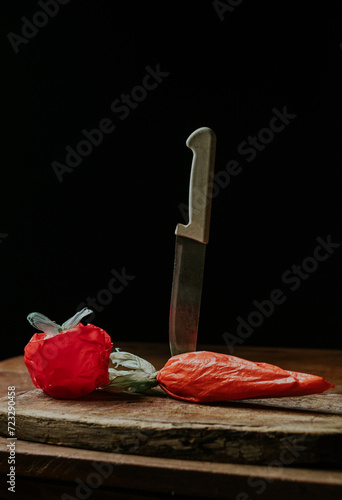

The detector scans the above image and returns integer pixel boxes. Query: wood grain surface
[1,435,342,500]
[0,343,342,499]
[0,343,341,469]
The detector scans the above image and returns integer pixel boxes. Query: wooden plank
[233,393,342,414]
[0,345,342,469]
[1,387,341,468]
[1,437,342,500]
[1,345,342,498]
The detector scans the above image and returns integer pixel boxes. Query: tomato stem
[27,307,93,337]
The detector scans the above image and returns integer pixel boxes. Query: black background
[1,0,342,361]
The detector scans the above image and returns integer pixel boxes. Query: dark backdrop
[1,0,342,361]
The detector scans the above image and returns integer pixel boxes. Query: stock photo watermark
[213,0,245,21]
[179,106,297,221]
[235,437,307,500]
[51,64,170,183]
[7,0,72,54]
[61,461,114,500]
[223,234,341,352]
[61,430,155,499]
[0,233,9,244]
[24,267,135,372]
[76,267,136,322]
[7,386,16,494]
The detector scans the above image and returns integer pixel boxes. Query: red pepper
[24,310,334,402]
[156,351,334,403]
[24,310,113,399]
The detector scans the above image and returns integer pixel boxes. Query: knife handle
[176,127,216,244]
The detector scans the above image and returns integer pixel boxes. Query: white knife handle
[176,127,216,244]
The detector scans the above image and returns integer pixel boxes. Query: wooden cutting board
[1,344,341,471]
[1,386,342,469]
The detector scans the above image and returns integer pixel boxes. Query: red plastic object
[24,323,113,399]
[157,351,334,403]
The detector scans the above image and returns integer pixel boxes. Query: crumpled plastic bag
[156,351,334,403]
[24,323,113,399]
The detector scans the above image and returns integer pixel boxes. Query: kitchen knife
[169,127,216,357]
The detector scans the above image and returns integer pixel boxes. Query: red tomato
[24,323,113,399]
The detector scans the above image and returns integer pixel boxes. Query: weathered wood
[233,393,342,414]
[1,385,342,468]
[1,344,342,469]
[0,344,342,498]
[1,436,342,500]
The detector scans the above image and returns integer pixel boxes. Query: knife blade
[169,127,216,356]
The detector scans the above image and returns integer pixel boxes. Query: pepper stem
[101,349,159,394]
